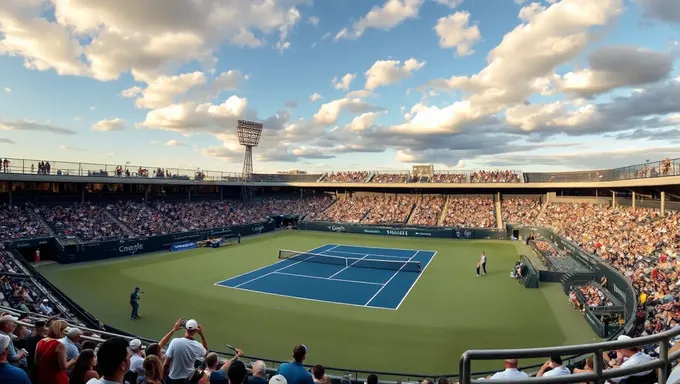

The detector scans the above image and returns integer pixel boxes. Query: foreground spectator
[128,339,145,383]
[60,327,82,361]
[142,355,164,384]
[312,365,324,384]
[204,349,242,384]
[70,349,99,384]
[486,359,529,380]
[0,315,27,369]
[603,335,654,382]
[0,334,30,384]
[87,337,131,384]
[35,320,75,384]
[249,360,268,384]
[228,360,248,384]
[164,319,208,384]
[536,355,570,377]
[278,345,313,384]
[25,320,46,375]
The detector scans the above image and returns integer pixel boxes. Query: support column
[632,191,636,208]
[661,191,666,217]
[220,186,224,201]
[144,186,149,201]
[612,191,616,208]
[81,185,85,203]
[8,182,12,206]
[188,187,192,202]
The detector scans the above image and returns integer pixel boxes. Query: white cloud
[312,98,381,125]
[434,11,481,56]
[275,40,291,53]
[335,0,424,40]
[365,58,426,90]
[165,139,187,147]
[434,0,464,8]
[308,16,320,25]
[346,112,383,131]
[59,144,86,151]
[123,71,206,109]
[3,87,11,93]
[309,93,323,102]
[92,118,127,132]
[332,73,356,91]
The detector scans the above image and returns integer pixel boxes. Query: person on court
[480,252,487,275]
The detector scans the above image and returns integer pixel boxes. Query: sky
[0,0,679,174]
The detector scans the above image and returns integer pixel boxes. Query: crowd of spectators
[40,203,126,242]
[0,205,49,241]
[110,201,187,237]
[409,196,445,226]
[371,173,408,184]
[577,285,614,308]
[362,196,416,225]
[470,170,520,183]
[315,196,375,223]
[442,197,496,228]
[430,173,466,183]
[501,198,541,225]
[324,171,369,183]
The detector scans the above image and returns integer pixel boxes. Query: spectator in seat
[249,360,268,384]
[312,365,324,384]
[228,360,247,384]
[536,355,571,377]
[0,334,30,384]
[142,355,164,384]
[35,319,75,384]
[25,320,46,376]
[603,335,654,383]
[0,315,27,369]
[437,377,449,384]
[278,345,313,384]
[144,344,162,361]
[86,337,131,384]
[270,375,288,384]
[60,327,83,362]
[70,349,100,384]
[40,299,54,316]
[486,359,529,380]
[204,349,242,384]
[367,374,379,384]
[163,319,208,384]
[128,339,145,383]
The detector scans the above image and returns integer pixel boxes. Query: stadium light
[237,120,263,200]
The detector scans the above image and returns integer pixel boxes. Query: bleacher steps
[365,173,375,183]
[437,195,450,226]
[405,197,420,225]
[317,172,327,182]
[495,195,503,229]
[103,209,136,238]
[535,198,550,223]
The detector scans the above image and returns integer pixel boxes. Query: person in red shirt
[34,249,40,264]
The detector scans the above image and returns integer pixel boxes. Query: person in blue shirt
[130,287,142,320]
[278,345,313,384]
[0,334,31,384]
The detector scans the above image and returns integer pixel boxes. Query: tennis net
[278,249,420,272]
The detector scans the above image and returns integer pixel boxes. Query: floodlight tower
[237,119,263,200]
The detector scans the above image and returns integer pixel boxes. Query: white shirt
[129,354,145,383]
[166,337,207,380]
[481,254,487,263]
[609,352,654,383]
[542,365,571,377]
[488,368,529,380]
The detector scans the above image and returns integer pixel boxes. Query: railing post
[659,338,670,384]
[593,348,604,384]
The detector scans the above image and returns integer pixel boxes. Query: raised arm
[159,319,183,349]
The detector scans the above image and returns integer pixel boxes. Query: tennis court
[215,244,437,310]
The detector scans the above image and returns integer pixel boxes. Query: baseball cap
[0,334,10,351]
[617,335,632,341]
[129,339,142,350]
[228,359,247,384]
[0,314,18,322]
[185,319,198,330]
[270,375,287,384]
[42,299,49,303]
[66,327,83,338]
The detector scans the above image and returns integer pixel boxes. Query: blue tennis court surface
[215,244,437,310]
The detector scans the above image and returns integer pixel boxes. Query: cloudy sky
[1,0,679,174]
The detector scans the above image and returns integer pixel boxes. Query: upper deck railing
[0,156,678,184]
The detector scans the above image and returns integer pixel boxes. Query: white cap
[617,335,632,341]
[42,299,49,303]
[66,327,83,338]
[129,339,142,350]
[270,375,287,384]
[185,319,198,330]
[0,334,10,351]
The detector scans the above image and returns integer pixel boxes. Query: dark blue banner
[170,242,198,252]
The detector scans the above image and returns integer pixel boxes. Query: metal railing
[460,325,680,384]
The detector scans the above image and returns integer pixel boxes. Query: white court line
[212,284,397,311]
[218,244,340,288]
[327,253,371,279]
[334,244,438,254]
[395,251,437,310]
[273,271,385,286]
[324,249,412,260]
[364,250,420,307]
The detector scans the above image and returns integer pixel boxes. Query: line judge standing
[479,252,487,276]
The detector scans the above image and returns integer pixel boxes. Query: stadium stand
[361,196,416,225]
[409,196,446,226]
[470,170,521,183]
[250,173,322,182]
[40,203,127,242]
[323,171,369,182]
[430,173,467,183]
[0,204,50,240]
[442,197,496,228]
[501,197,542,225]
[370,173,409,184]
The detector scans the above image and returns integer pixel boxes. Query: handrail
[460,324,680,384]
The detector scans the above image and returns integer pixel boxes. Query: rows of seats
[409,196,445,226]
[371,173,408,183]
[501,198,541,225]
[442,197,496,228]
[40,203,126,242]
[0,205,49,241]
[362,196,416,225]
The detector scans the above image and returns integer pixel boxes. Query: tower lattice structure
[237,120,263,201]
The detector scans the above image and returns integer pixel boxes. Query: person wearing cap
[40,299,54,316]
[60,327,83,361]
[163,318,208,384]
[536,355,571,377]
[270,374,288,384]
[0,334,30,384]
[278,345,313,384]
[603,335,654,383]
[130,287,142,320]
[0,315,27,369]
[128,339,145,383]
